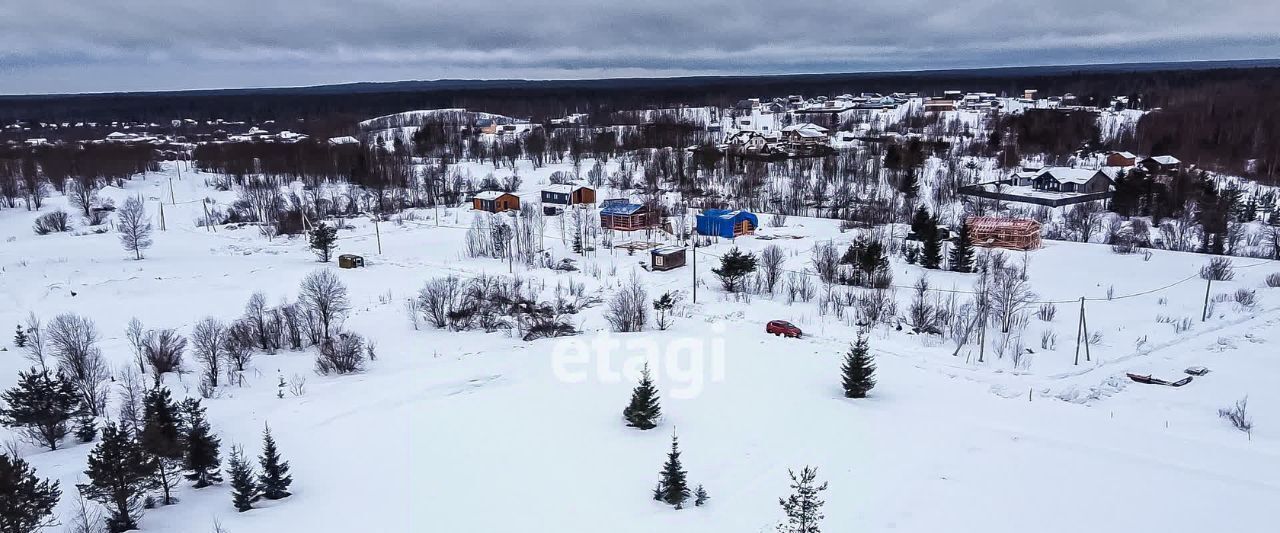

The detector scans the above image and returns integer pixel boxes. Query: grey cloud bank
[2,0,1278,94]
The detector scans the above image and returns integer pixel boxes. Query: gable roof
[1038,167,1106,185]
[1149,155,1181,165]
[474,190,511,201]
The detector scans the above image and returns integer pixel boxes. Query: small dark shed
[650,246,687,271]
[338,254,366,269]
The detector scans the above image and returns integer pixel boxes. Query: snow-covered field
[2,163,1278,532]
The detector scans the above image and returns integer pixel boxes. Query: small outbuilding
[650,246,687,271]
[695,209,758,238]
[338,254,366,269]
[966,216,1042,251]
[473,191,520,213]
[1105,151,1137,167]
[600,199,657,231]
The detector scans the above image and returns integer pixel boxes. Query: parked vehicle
[766,320,802,338]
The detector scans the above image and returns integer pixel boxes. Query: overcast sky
[2,0,1278,95]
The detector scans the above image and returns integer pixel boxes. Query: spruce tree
[694,484,709,507]
[257,425,292,500]
[622,363,662,430]
[181,399,222,488]
[948,220,975,273]
[0,369,79,450]
[74,412,97,443]
[308,222,338,262]
[139,387,184,505]
[920,221,943,270]
[778,466,828,533]
[657,433,690,508]
[226,446,257,512]
[81,423,155,533]
[13,324,26,349]
[910,205,933,237]
[841,333,877,399]
[0,453,61,533]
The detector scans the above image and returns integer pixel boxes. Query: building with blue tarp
[695,209,759,238]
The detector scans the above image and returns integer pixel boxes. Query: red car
[766,320,802,338]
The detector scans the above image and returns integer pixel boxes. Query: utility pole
[158,202,166,231]
[1074,297,1092,365]
[169,178,176,205]
[1201,278,1213,321]
[692,236,698,304]
[373,218,382,255]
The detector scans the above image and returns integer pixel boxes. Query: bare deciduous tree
[117,195,153,260]
[298,269,350,340]
[760,245,785,294]
[45,313,109,416]
[191,317,226,390]
[606,273,648,332]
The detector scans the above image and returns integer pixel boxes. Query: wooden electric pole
[1074,297,1092,365]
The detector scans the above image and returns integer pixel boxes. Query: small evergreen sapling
[75,412,97,443]
[226,446,257,512]
[623,363,662,430]
[0,369,79,450]
[308,222,338,262]
[657,433,690,509]
[778,466,828,533]
[258,425,292,500]
[841,332,877,399]
[694,484,709,507]
[13,324,26,348]
[182,399,222,488]
[0,453,61,533]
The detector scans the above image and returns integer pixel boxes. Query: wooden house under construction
[599,199,657,231]
[966,216,1042,251]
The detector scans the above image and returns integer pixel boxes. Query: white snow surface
[1,162,1278,532]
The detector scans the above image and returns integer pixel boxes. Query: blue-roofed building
[599,199,656,231]
[696,209,758,238]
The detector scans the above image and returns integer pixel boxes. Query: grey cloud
[1,0,1278,94]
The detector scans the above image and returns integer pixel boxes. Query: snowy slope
[1,162,1278,532]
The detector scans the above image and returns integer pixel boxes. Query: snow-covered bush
[606,274,648,333]
[32,210,70,235]
[315,331,366,375]
[1266,273,1280,288]
[1218,397,1253,435]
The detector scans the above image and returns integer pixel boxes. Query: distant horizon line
[5,57,1280,99]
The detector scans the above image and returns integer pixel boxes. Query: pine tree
[572,230,584,255]
[778,466,828,533]
[257,425,292,500]
[948,220,975,273]
[226,446,257,512]
[694,484,709,507]
[81,423,155,533]
[920,220,943,270]
[841,333,877,399]
[910,205,933,237]
[181,399,222,488]
[13,324,26,348]
[0,453,61,533]
[139,387,184,505]
[652,482,664,501]
[657,433,690,508]
[712,247,758,293]
[623,363,662,430]
[0,369,79,450]
[308,222,338,262]
[75,412,97,443]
